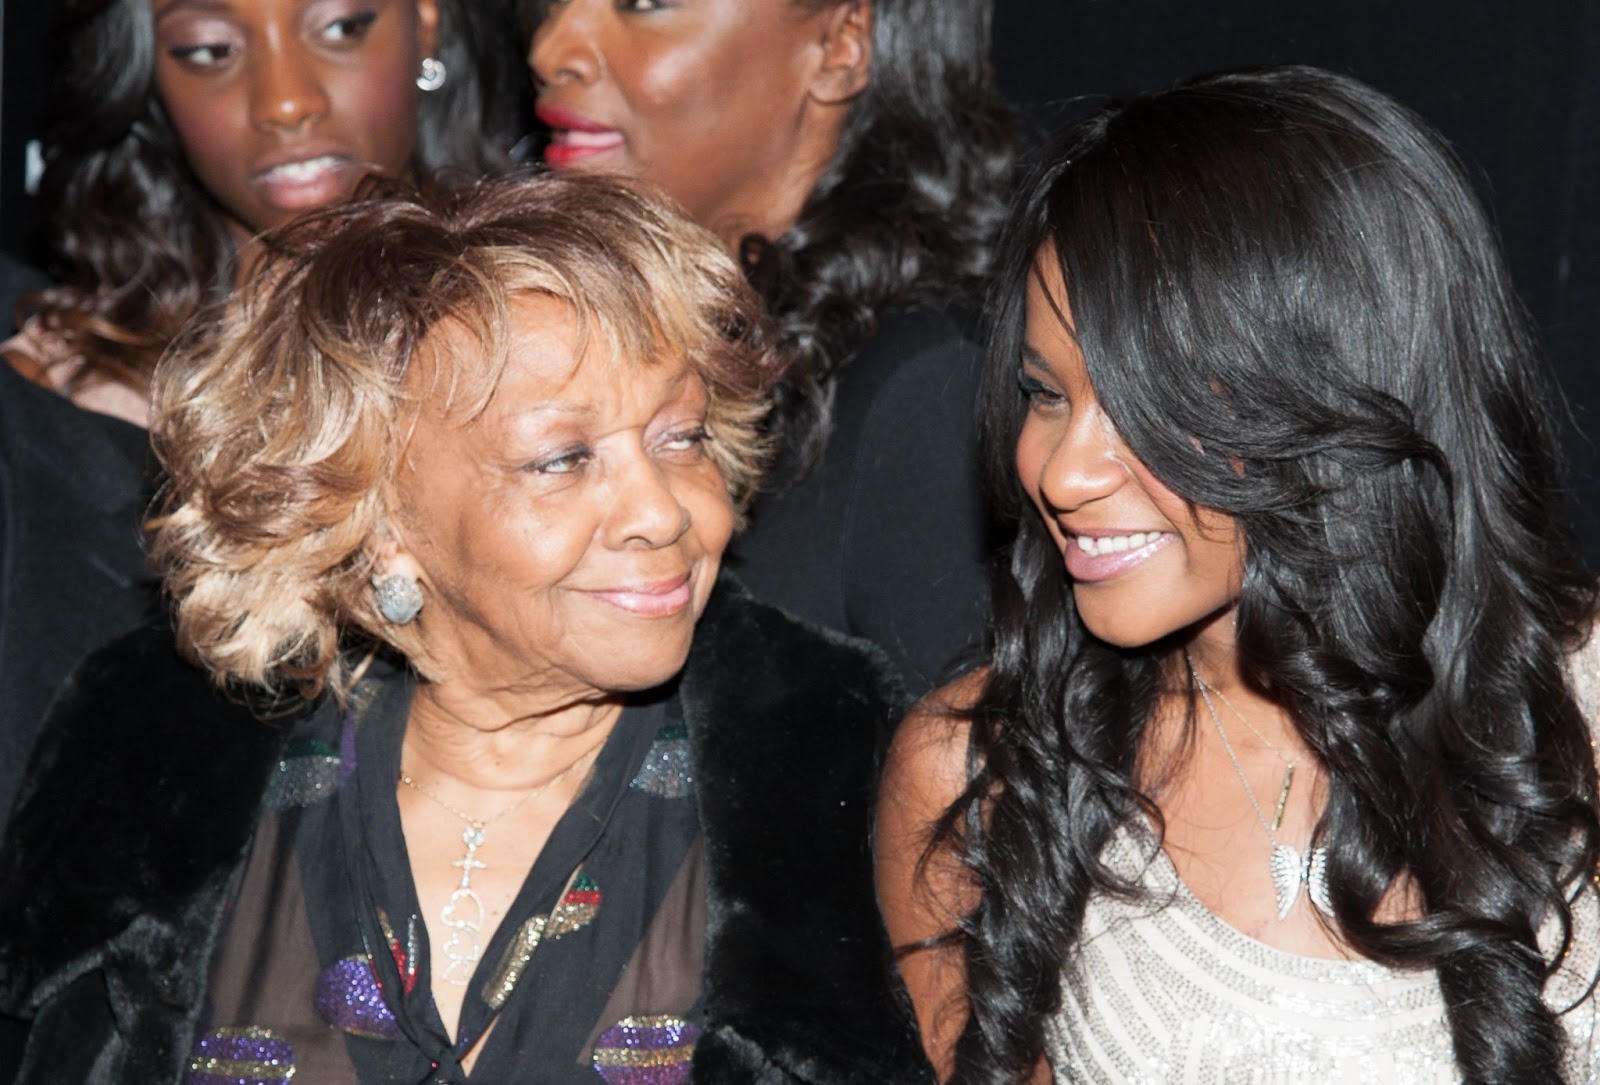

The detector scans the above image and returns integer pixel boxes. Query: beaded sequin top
[1044,638,1600,1084]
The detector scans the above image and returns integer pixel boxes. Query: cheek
[159,80,246,185]
[337,66,422,173]
[683,472,736,556]
[1014,423,1052,512]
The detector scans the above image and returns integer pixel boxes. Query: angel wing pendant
[1269,843,1333,920]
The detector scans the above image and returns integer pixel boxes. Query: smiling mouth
[1063,531,1174,583]
[582,574,692,617]
[1074,531,1170,557]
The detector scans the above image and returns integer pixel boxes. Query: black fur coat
[0,579,937,1085]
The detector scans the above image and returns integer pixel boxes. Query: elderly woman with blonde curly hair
[0,174,934,1085]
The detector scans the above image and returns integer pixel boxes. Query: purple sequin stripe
[338,711,357,785]
[184,1028,296,1085]
[313,955,402,1040]
[592,1016,702,1085]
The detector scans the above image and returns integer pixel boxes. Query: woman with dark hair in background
[4,0,529,426]
[529,0,1017,692]
[877,66,1600,1082]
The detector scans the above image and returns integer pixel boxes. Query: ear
[370,519,425,585]
[808,1,872,106]
[415,0,442,64]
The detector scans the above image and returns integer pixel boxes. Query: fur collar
[0,577,934,1083]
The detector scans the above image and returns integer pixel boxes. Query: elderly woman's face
[389,293,736,698]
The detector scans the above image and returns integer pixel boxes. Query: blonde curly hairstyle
[149,172,781,703]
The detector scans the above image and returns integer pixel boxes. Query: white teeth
[1075,532,1164,556]
[263,154,342,184]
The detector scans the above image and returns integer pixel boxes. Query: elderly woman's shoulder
[0,622,287,1011]
[686,574,913,722]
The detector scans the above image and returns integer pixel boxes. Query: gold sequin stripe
[592,1045,697,1069]
[186,1056,296,1081]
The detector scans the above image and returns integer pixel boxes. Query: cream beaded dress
[1043,643,1600,1084]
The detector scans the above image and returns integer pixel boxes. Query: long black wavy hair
[747,0,1018,466]
[23,0,531,393]
[939,65,1600,1083]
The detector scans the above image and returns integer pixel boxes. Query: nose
[1028,407,1128,516]
[529,0,603,88]
[249,36,331,133]
[605,452,692,550]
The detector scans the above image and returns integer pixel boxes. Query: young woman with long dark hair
[4,0,528,426]
[877,66,1600,1083]
[529,0,1017,691]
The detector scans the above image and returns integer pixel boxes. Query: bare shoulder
[877,669,989,1079]
[881,667,988,817]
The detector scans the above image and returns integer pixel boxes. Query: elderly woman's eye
[660,426,709,453]
[529,447,592,474]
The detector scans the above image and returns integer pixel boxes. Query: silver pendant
[1269,843,1332,920]
[438,824,488,985]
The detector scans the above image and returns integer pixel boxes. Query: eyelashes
[1018,371,1066,408]
[523,426,710,476]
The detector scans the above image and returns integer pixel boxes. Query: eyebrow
[1020,345,1052,373]
[153,0,234,18]
[524,400,594,414]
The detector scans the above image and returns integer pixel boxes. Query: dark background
[3,0,1598,555]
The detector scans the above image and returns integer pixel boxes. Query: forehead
[1024,248,1086,371]
[415,292,695,420]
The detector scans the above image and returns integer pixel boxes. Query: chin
[581,634,696,694]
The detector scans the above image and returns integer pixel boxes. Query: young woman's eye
[1018,372,1066,409]
[528,447,592,475]
[319,10,379,43]
[659,426,709,455]
[617,0,666,12]
[167,40,238,67]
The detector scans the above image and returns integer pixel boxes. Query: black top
[0,359,155,828]
[193,664,704,1084]
[728,306,990,694]
[0,578,936,1085]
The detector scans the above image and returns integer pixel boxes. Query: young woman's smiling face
[1014,247,1245,651]
[151,0,437,248]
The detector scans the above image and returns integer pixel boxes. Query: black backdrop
[3,0,1598,555]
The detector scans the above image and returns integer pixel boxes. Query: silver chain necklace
[1187,657,1332,921]
[398,741,602,985]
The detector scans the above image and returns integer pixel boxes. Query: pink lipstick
[1062,531,1173,583]
[581,573,692,617]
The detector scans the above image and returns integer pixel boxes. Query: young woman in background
[5,0,528,426]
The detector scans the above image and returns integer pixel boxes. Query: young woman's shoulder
[881,667,986,814]
[876,667,989,1082]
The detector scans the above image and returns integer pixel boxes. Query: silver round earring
[416,56,447,92]
[374,573,424,625]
